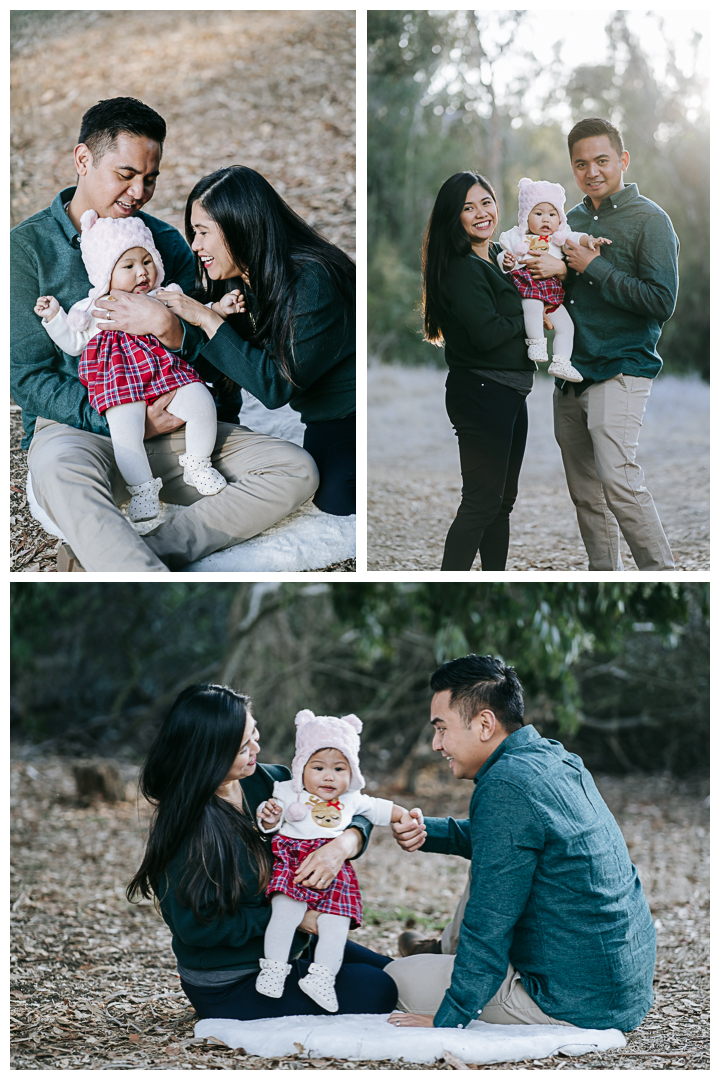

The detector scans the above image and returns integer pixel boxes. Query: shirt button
[613,204,617,208]
[570,300,574,304]
[593,215,598,220]
[457,1024,463,1028]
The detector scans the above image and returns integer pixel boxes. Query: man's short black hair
[78,97,166,163]
[567,117,624,160]
[430,654,524,732]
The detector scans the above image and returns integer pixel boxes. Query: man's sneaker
[525,337,548,361]
[255,957,292,999]
[126,476,163,522]
[548,355,583,382]
[298,962,339,1012]
[397,930,442,957]
[178,453,227,496]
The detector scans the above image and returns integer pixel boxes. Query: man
[10,97,318,571]
[546,117,677,571]
[386,654,655,1031]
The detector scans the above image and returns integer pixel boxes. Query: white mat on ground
[25,391,355,570]
[194,1013,625,1064]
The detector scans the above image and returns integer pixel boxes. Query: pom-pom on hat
[517,177,571,246]
[284,709,365,822]
[67,209,165,331]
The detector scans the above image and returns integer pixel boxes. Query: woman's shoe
[548,355,583,382]
[178,453,227,496]
[298,962,339,1012]
[525,337,548,361]
[255,957,292,999]
[126,476,163,522]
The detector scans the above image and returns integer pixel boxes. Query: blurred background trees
[11,582,708,780]
[368,10,709,378]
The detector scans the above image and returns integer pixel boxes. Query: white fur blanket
[194,1013,626,1065]
[25,391,355,570]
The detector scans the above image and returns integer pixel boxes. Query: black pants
[303,413,356,516]
[442,370,529,571]
[180,939,396,1020]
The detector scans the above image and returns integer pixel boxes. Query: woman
[127,684,396,1020]
[423,172,536,570]
[159,167,356,517]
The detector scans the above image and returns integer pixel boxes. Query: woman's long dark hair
[186,166,355,386]
[126,683,272,922]
[422,171,498,345]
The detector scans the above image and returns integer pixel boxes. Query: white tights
[264,893,351,976]
[105,382,217,487]
[521,299,575,358]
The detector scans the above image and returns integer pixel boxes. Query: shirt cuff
[433,996,473,1029]
[583,255,613,286]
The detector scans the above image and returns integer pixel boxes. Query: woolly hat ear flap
[295,709,316,729]
[66,302,93,332]
[80,209,99,232]
[340,714,363,734]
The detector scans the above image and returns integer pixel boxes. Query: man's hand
[520,252,567,281]
[391,807,426,852]
[502,251,516,271]
[213,290,246,318]
[94,291,183,349]
[258,798,283,829]
[34,295,60,321]
[299,908,319,935]
[143,391,184,440]
[387,1012,434,1027]
[563,237,600,273]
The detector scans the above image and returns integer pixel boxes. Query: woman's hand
[520,252,567,281]
[391,808,426,852]
[299,908,319,935]
[93,291,183,349]
[155,289,226,340]
[387,1012,434,1028]
[294,828,362,890]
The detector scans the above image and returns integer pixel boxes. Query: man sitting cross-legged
[10,96,318,571]
[385,654,656,1031]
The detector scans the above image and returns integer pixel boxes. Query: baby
[498,177,611,382]
[33,210,243,523]
[255,709,419,1013]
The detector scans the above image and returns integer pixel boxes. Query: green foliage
[368,11,709,377]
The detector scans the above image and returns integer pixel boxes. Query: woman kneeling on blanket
[127,684,398,1020]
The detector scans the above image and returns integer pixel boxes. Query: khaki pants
[28,417,318,572]
[386,872,575,1027]
[552,374,674,570]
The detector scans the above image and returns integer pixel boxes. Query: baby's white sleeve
[256,781,286,834]
[354,794,394,826]
[41,307,95,357]
[565,229,587,246]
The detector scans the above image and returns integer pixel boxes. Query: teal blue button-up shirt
[424,725,655,1031]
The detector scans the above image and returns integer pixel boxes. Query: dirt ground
[10,9,355,573]
[368,366,709,572]
[11,752,708,1070]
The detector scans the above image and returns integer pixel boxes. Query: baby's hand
[585,235,612,251]
[34,295,60,321]
[258,798,282,828]
[502,251,516,270]
[214,290,246,318]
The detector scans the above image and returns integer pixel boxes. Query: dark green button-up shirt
[424,725,655,1031]
[558,183,678,389]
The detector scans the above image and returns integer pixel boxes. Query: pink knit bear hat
[517,177,571,247]
[285,709,365,822]
[67,208,166,330]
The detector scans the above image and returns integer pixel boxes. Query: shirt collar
[581,181,638,214]
[51,187,82,246]
[474,723,540,782]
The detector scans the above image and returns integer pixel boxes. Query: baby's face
[109,247,157,294]
[303,748,351,799]
[527,202,560,235]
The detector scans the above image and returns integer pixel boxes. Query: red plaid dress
[510,267,565,314]
[268,835,363,927]
[78,330,205,414]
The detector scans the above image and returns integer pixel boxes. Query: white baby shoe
[298,962,339,1013]
[126,476,163,522]
[525,337,548,361]
[548,355,583,382]
[255,958,292,999]
[178,453,227,496]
